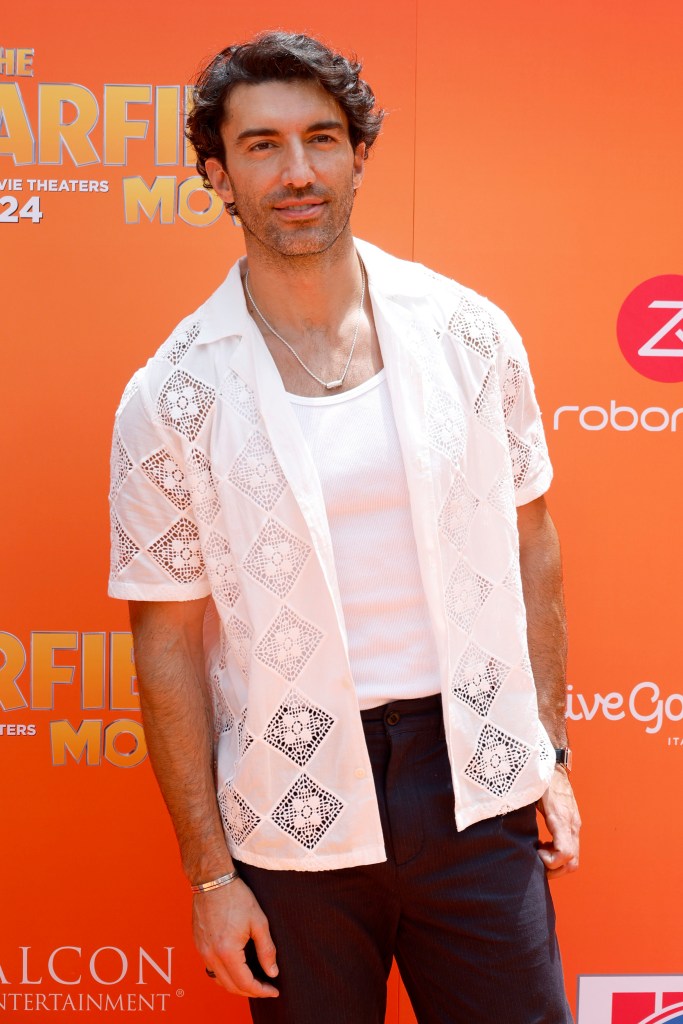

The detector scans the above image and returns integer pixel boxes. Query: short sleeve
[494,313,553,506]
[108,369,211,601]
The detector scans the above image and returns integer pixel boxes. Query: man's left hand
[536,768,581,878]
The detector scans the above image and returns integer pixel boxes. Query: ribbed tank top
[288,370,440,709]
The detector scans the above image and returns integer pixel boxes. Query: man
[109,30,580,1024]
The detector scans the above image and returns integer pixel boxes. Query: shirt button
[354,768,366,779]
[385,711,400,726]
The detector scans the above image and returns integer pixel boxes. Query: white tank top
[288,370,440,710]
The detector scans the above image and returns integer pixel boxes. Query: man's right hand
[193,879,279,998]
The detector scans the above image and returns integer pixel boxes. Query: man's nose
[281,141,316,189]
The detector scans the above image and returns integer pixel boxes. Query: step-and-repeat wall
[2,2,682,1022]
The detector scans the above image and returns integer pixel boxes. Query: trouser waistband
[359,693,442,723]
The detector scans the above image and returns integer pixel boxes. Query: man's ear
[352,142,366,191]
[205,158,234,205]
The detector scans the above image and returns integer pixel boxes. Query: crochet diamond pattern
[205,531,240,609]
[141,448,192,510]
[451,643,510,717]
[254,606,323,682]
[438,476,479,550]
[160,320,200,366]
[187,448,219,525]
[243,518,310,598]
[428,387,466,464]
[218,782,260,846]
[445,562,493,632]
[228,432,288,511]
[148,517,205,583]
[272,773,343,850]
[157,369,215,442]
[110,430,133,499]
[222,615,252,679]
[474,366,505,436]
[448,297,499,359]
[264,690,334,767]
[111,510,138,575]
[220,369,261,426]
[502,358,524,419]
[464,723,531,797]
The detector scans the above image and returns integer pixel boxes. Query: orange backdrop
[2,1,682,1021]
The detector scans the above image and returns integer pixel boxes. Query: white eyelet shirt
[109,239,556,871]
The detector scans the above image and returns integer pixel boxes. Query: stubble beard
[228,173,357,263]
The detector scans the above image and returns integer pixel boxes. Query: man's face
[205,79,365,258]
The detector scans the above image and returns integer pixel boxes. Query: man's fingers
[193,879,279,998]
[537,841,579,876]
[227,955,280,998]
[536,769,581,879]
[210,951,279,998]
[251,920,279,979]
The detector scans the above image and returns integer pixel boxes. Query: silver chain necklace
[244,256,366,391]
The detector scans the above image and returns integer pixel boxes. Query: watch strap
[554,747,573,772]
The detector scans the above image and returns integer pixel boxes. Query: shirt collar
[194,239,426,347]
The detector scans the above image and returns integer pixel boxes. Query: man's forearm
[129,598,233,883]
[517,497,568,747]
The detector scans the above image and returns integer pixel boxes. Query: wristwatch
[554,747,573,772]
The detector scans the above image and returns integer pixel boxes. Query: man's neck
[242,230,363,343]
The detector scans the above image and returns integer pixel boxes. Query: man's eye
[310,134,334,144]
[250,141,275,152]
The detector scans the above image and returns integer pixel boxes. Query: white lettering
[579,405,608,431]
[665,695,683,722]
[553,405,579,430]
[48,946,81,985]
[641,406,670,431]
[21,947,41,985]
[554,400,683,432]
[610,400,639,431]
[629,681,663,734]
[90,947,128,986]
[568,681,683,735]
[137,946,173,985]
[601,692,625,720]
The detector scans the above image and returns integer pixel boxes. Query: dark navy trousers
[238,695,573,1024]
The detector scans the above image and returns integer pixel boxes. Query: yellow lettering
[155,86,180,165]
[38,84,100,165]
[82,633,106,709]
[110,632,139,710]
[177,176,223,227]
[0,632,27,711]
[16,49,34,77]
[122,175,175,224]
[184,85,196,168]
[0,48,16,75]
[50,719,102,766]
[0,83,35,164]
[104,85,151,165]
[104,719,147,768]
[31,632,78,709]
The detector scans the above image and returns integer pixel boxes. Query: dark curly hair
[186,31,385,197]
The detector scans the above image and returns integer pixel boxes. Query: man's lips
[273,198,324,208]
[272,199,326,220]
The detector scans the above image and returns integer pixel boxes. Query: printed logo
[578,975,683,1024]
[617,276,683,382]
[567,681,683,737]
[0,945,180,1014]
